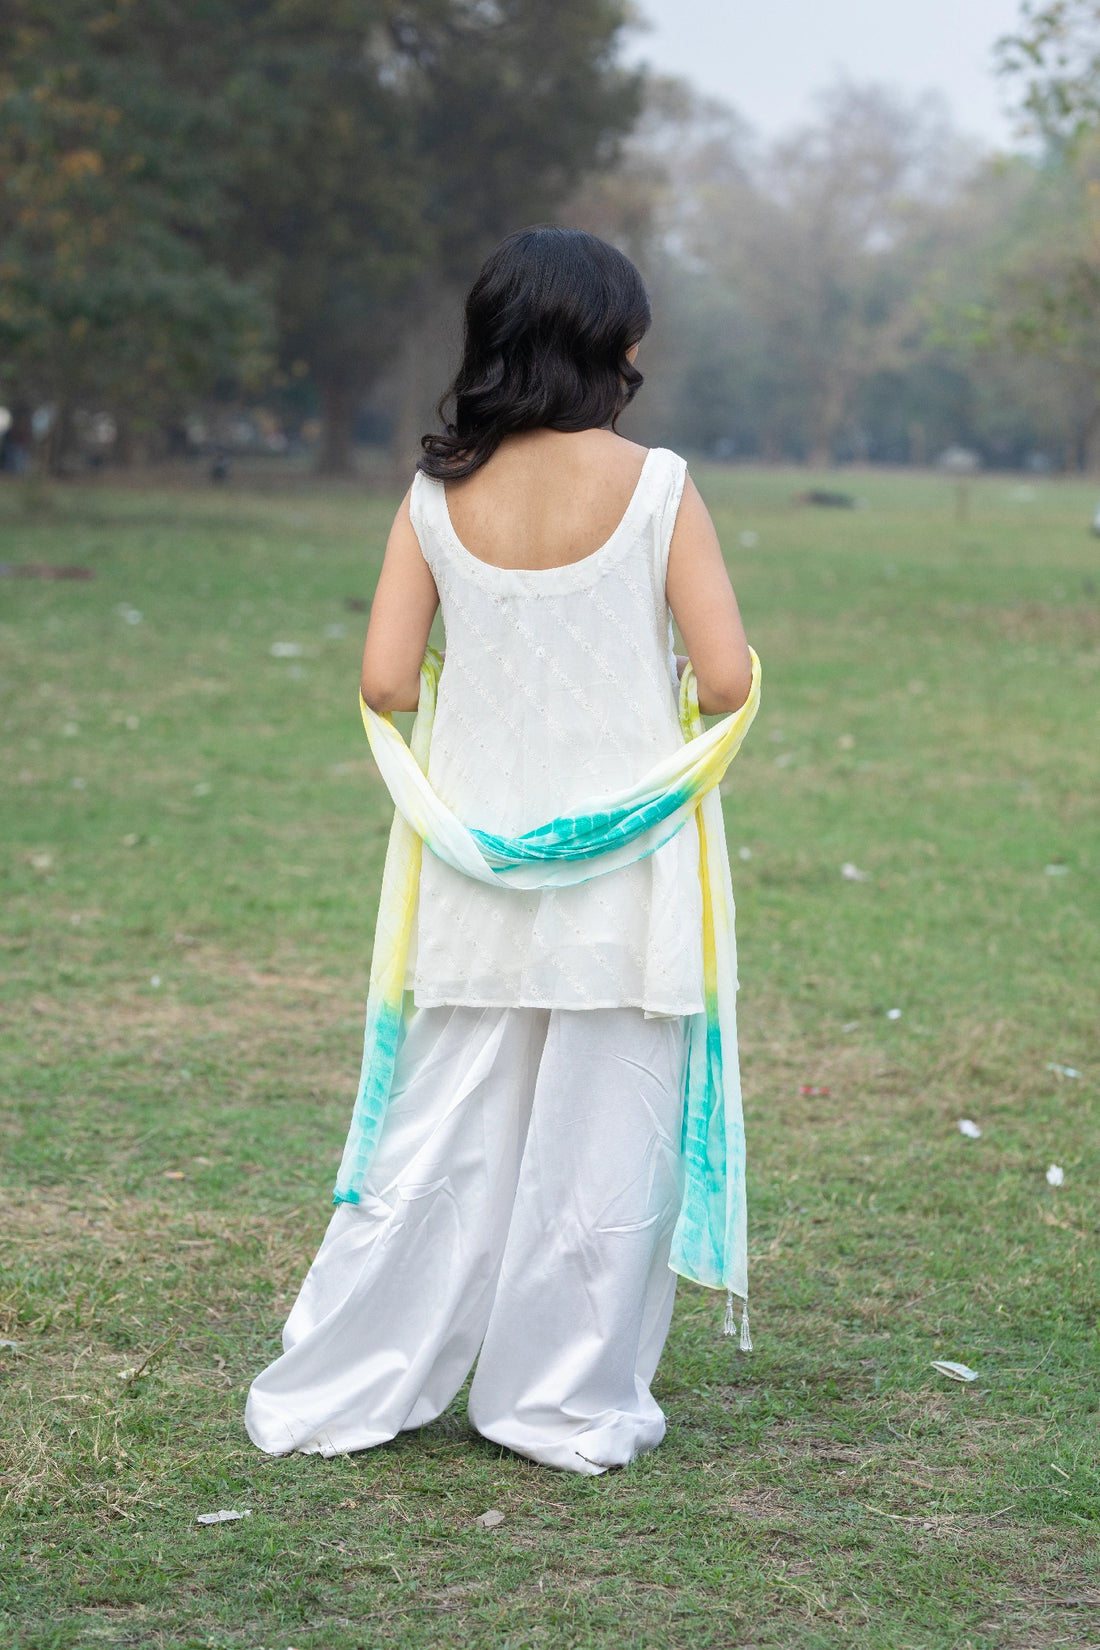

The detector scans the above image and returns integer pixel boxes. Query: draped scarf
[335,647,761,1340]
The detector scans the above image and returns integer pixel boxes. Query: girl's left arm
[360,490,440,713]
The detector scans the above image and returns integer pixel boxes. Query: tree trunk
[389,323,426,488]
[46,399,76,477]
[1083,405,1100,476]
[316,369,361,477]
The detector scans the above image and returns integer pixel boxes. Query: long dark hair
[419,227,651,481]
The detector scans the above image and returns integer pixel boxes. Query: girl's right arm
[666,475,752,715]
[360,491,440,713]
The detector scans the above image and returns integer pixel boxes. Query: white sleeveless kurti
[409,445,703,1015]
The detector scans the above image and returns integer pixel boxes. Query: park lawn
[0,463,1097,1650]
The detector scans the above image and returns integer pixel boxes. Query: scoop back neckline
[435,445,658,577]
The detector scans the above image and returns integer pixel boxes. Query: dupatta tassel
[722,1290,752,1352]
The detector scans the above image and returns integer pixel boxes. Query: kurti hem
[412,992,705,1015]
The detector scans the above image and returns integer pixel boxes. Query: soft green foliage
[0,1,271,425]
[0,0,642,471]
[997,0,1100,141]
[1,467,1097,1647]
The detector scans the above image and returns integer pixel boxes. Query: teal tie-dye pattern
[334,647,760,1314]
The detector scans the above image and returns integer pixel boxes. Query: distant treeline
[602,72,1100,474]
[4,0,1100,475]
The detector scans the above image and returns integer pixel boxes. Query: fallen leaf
[163,1170,185,1180]
[931,1360,979,1383]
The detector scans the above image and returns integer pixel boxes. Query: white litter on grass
[150,974,161,988]
[931,1360,980,1383]
[196,1509,252,1525]
[738,846,752,861]
[841,862,870,882]
[0,1339,20,1351]
[1046,1164,1065,1187]
[323,623,346,639]
[270,641,303,658]
[958,1119,982,1139]
[842,1020,860,1033]
[115,605,143,626]
[1044,863,1070,876]
[738,530,759,548]
[473,1508,505,1529]
[1046,1063,1081,1079]
[887,1008,902,1021]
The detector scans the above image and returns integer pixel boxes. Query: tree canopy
[0,0,641,471]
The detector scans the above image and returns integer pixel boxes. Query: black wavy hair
[419,226,651,480]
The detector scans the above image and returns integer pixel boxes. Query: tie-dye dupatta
[334,646,761,1338]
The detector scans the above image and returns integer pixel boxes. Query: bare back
[442,428,649,571]
[360,427,752,717]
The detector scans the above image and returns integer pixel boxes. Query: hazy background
[3,0,1100,480]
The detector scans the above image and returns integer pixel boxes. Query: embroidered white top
[406,444,704,1015]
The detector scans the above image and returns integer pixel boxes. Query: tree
[200,0,643,472]
[642,81,975,464]
[2,0,642,475]
[997,0,1100,140]
[992,4,1100,466]
[0,2,271,469]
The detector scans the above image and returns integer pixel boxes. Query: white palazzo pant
[245,1004,687,1476]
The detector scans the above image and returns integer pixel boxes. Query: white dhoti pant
[245,1004,687,1476]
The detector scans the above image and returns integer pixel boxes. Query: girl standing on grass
[246,227,759,1475]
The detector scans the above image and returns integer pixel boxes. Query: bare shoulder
[670,471,720,551]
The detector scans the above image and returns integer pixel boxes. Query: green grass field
[1,464,1097,1649]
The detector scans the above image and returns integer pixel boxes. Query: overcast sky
[625,0,1026,149]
